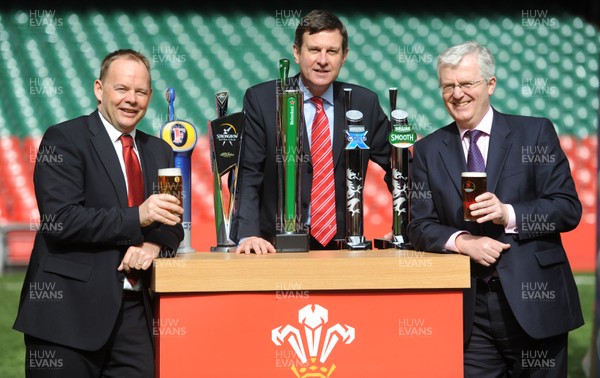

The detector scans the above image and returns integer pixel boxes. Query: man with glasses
[407,41,583,376]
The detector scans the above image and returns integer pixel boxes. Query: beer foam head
[158,168,182,176]
[461,172,487,177]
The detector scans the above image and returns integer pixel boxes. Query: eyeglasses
[440,79,486,94]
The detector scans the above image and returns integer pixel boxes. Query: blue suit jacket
[407,108,583,341]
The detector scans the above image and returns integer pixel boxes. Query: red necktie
[310,97,337,246]
[120,134,145,207]
[120,134,144,286]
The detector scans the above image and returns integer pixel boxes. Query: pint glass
[158,168,183,219]
[461,172,486,221]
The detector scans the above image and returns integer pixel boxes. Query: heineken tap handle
[279,58,290,89]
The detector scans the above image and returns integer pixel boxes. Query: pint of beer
[158,168,183,210]
[461,172,486,221]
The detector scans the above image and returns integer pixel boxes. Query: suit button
[302,203,308,209]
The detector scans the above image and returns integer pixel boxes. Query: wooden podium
[152,249,470,377]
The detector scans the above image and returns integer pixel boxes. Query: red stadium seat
[3,133,596,266]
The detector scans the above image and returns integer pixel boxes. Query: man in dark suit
[231,10,392,253]
[407,41,583,377]
[13,49,184,377]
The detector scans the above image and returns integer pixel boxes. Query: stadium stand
[0,9,597,272]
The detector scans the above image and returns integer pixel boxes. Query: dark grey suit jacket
[230,78,392,245]
[407,108,584,341]
[13,110,184,351]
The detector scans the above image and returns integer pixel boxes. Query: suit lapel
[439,123,466,198]
[486,110,512,193]
[88,111,129,207]
[438,110,513,197]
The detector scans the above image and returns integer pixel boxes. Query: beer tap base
[177,234,196,254]
[210,244,236,253]
[275,233,310,252]
[374,238,412,250]
[342,237,372,251]
[177,246,196,254]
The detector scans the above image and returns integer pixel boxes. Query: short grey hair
[437,41,495,83]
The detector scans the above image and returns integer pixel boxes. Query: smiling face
[439,54,496,130]
[94,57,152,134]
[293,29,348,97]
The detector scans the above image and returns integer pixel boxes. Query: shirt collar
[458,106,494,139]
[98,110,137,144]
[299,78,334,106]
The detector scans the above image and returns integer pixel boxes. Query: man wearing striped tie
[232,10,393,254]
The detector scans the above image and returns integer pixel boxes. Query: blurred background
[0,0,598,376]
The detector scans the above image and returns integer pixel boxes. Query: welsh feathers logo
[272,304,355,377]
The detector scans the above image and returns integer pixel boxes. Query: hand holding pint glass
[461,172,486,221]
[158,168,183,221]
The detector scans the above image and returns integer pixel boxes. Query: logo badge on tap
[388,110,416,149]
[210,120,241,172]
[345,127,369,150]
[162,120,197,152]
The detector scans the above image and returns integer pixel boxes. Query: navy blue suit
[407,109,583,343]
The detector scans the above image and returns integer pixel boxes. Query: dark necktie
[120,134,144,286]
[465,130,486,172]
[310,97,337,247]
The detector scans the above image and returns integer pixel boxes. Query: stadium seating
[0,10,597,270]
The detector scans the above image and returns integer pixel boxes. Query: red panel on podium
[152,250,469,377]
[155,290,462,377]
